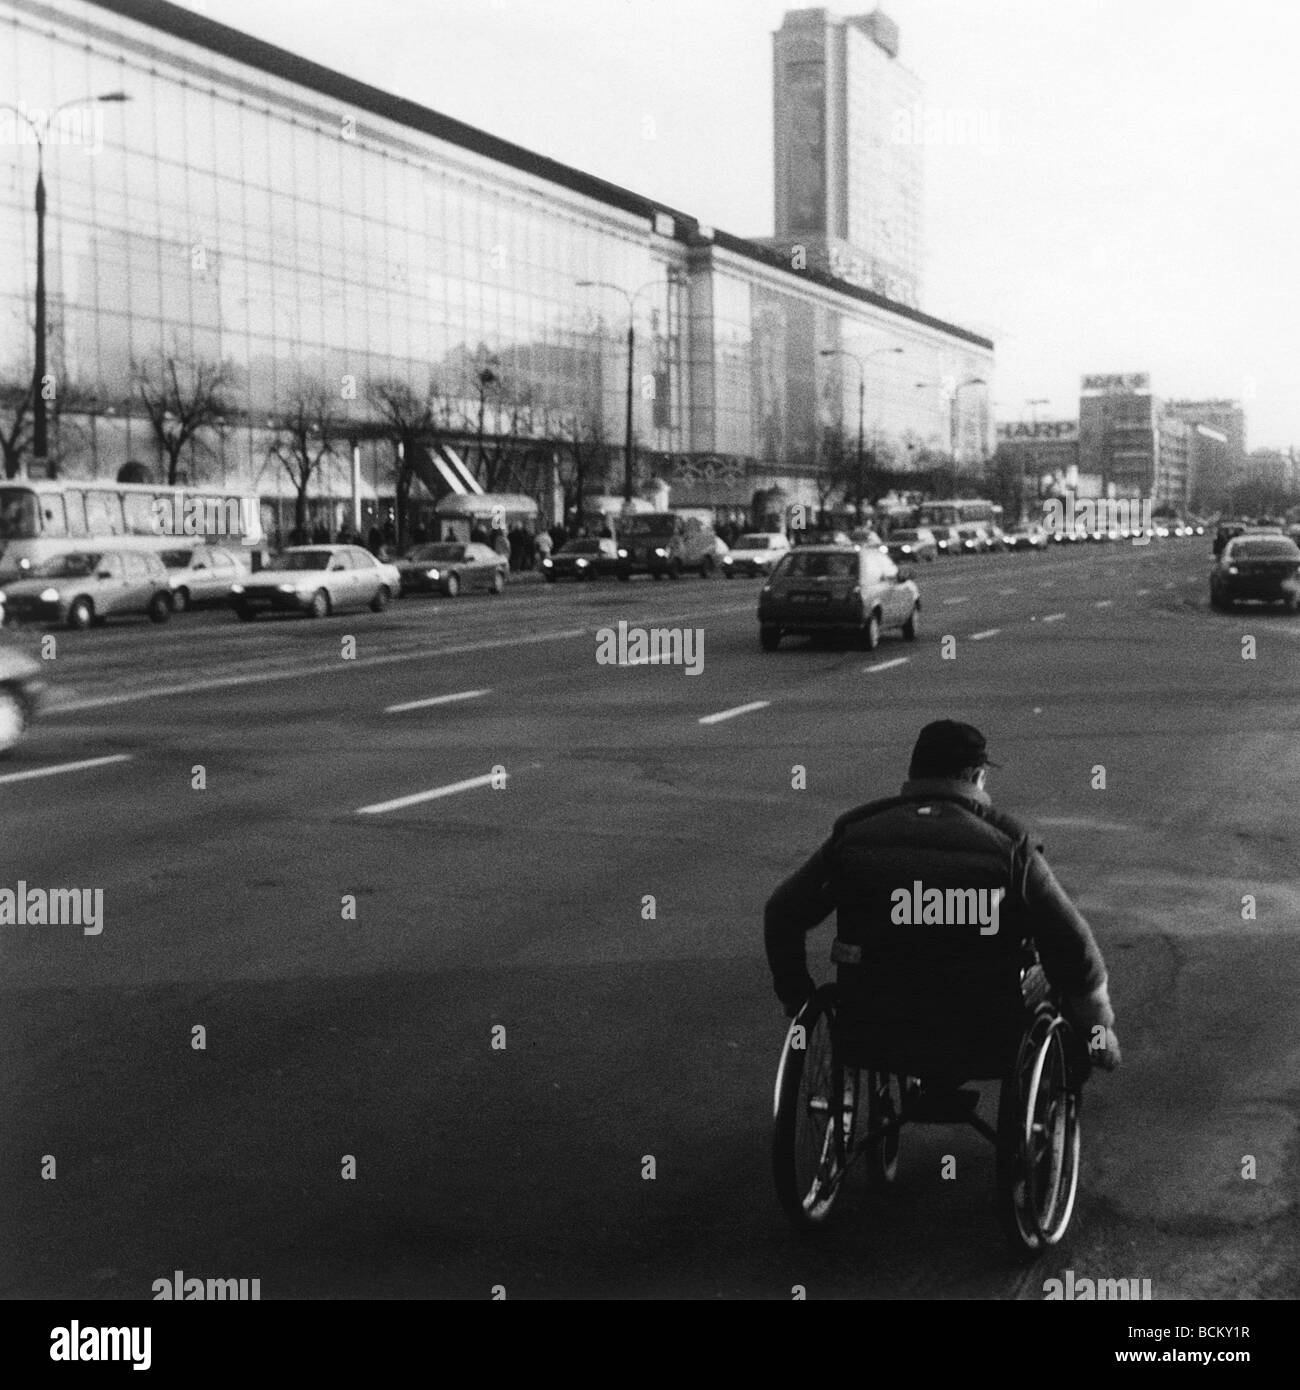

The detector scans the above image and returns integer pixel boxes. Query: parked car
[542,537,619,582]
[0,549,173,629]
[615,513,720,579]
[792,527,853,548]
[1003,525,1048,551]
[757,544,920,651]
[231,545,402,619]
[396,541,506,597]
[885,527,938,563]
[162,545,250,611]
[722,532,791,577]
[0,635,46,754]
[847,527,885,549]
[1209,535,1300,611]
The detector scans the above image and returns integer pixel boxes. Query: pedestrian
[444,525,458,543]
[521,526,537,571]
[492,527,511,562]
[411,520,428,545]
[535,528,553,564]
[367,525,382,555]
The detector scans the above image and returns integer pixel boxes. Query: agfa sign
[1081,372,1149,393]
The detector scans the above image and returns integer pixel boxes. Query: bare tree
[366,374,455,550]
[266,378,340,539]
[473,384,541,492]
[553,400,611,523]
[133,352,236,486]
[1,368,91,479]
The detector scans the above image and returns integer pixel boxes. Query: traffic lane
[7,550,1290,1289]
[15,575,1288,1299]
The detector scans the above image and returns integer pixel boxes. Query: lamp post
[0,92,130,476]
[916,375,986,496]
[820,346,903,522]
[575,277,670,507]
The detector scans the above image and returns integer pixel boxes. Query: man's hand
[1086,1024,1122,1071]
[778,976,817,1019]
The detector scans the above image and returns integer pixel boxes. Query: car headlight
[900,544,912,553]
[231,583,244,594]
[39,587,60,602]
[618,548,628,558]
[542,559,553,568]
[1226,565,1239,575]
[426,568,441,579]
[653,548,667,558]
[723,556,733,565]
[576,558,588,568]
[18,557,30,570]
[278,583,298,592]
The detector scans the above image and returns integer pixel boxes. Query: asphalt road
[3,539,1298,1300]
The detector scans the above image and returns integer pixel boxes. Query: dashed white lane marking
[698,700,770,725]
[1093,600,1114,608]
[46,629,589,713]
[1042,612,1067,623]
[1136,588,1151,596]
[863,657,910,673]
[942,597,969,605]
[0,753,132,786]
[970,629,1000,640]
[358,770,504,814]
[1036,816,1135,832]
[385,689,490,713]
[997,588,1017,595]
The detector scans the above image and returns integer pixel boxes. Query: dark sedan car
[1210,535,1300,611]
[885,527,938,563]
[396,542,506,597]
[757,544,920,651]
[542,537,619,582]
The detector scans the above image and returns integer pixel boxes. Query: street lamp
[0,92,130,475]
[575,277,670,506]
[820,346,903,522]
[1026,397,1049,519]
[916,375,986,495]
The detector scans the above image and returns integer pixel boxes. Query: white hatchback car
[722,532,791,578]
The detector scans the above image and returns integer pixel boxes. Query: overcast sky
[188,0,1300,448]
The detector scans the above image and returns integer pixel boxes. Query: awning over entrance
[440,445,483,495]
[435,492,538,519]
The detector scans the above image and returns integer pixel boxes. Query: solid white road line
[357,771,503,814]
[1042,612,1067,623]
[863,657,909,673]
[698,701,770,725]
[969,629,1001,640]
[997,588,1017,595]
[0,753,132,787]
[1093,600,1114,608]
[385,689,490,713]
[942,597,969,605]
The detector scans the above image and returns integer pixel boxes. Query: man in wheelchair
[764,718,1122,1080]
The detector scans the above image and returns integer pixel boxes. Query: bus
[915,498,1003,530]
[0,478,266,577]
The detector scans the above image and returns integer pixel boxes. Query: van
[614,513,720,580]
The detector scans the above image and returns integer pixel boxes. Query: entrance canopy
[435,492,539,521]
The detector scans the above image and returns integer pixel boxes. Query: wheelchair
[771,958,1086,1257]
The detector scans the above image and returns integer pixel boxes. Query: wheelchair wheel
[773,986,856,1229]
[864,1070,904,1187]
[996,1010,1082,1257]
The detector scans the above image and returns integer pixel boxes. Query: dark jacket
[764,778,1114,1040]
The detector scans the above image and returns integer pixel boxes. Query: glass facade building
[1,0,992,535]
